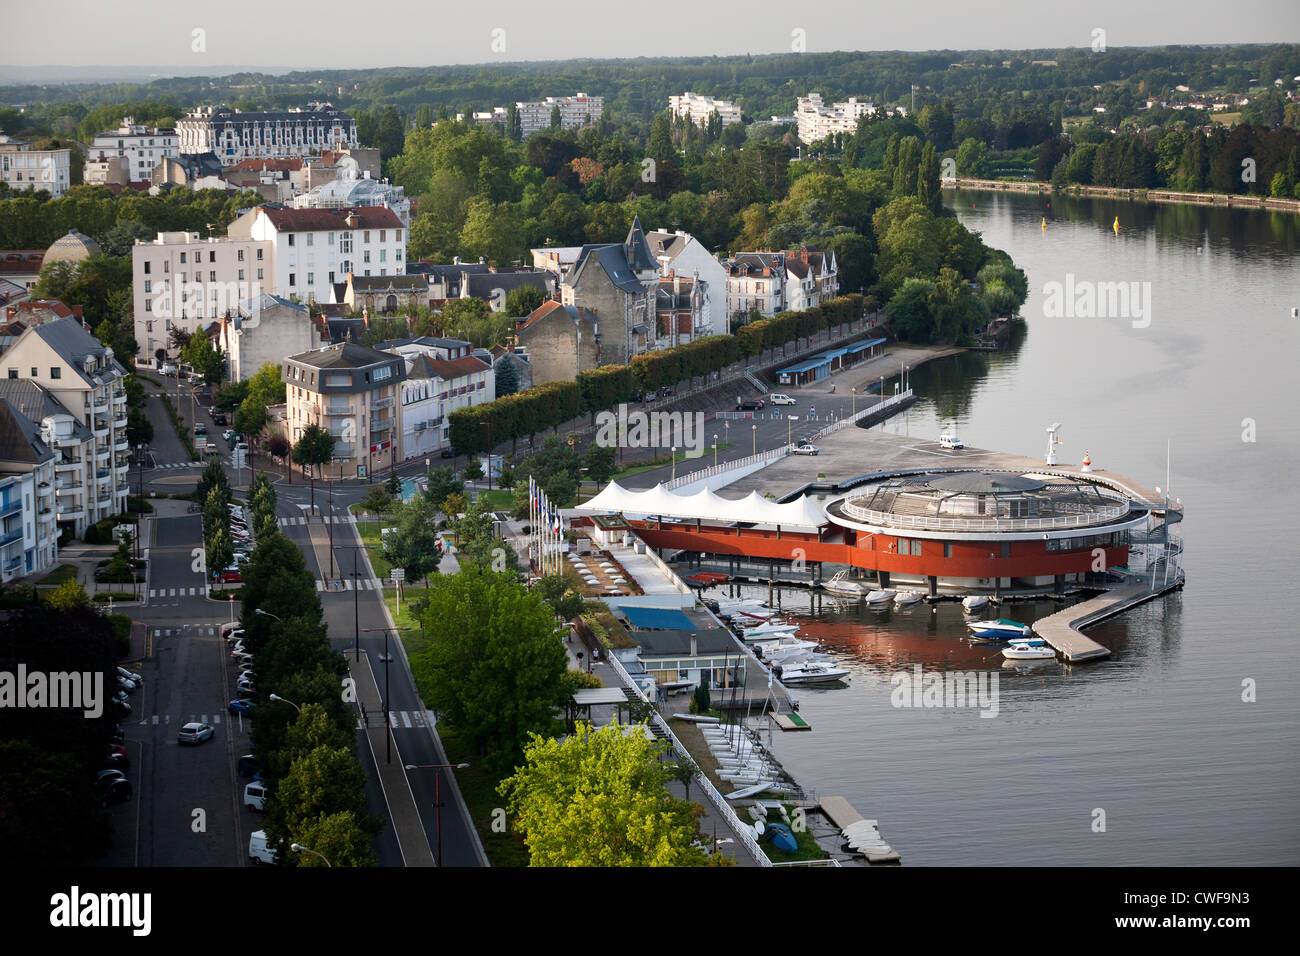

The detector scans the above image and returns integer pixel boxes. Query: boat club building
[577,469,1163,597]
[775,337,886,387]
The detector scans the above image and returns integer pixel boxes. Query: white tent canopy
[577,482,828,530]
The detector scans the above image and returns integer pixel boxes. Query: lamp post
[404,762,471,867]
[334,545,363,662]
[712,434,718,467]
[480,420,492,491]
[851,386,856,417]
[328,478,335,580]
[290,843,331,867]
[787,415,792,448]
[363,626,411,764]
[254,608,280,622]
[751,423,756,456]
[671,446,676,482]
[268,693,300,713]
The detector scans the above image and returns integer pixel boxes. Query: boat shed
[776,336,887,386]
[629,628,746,689]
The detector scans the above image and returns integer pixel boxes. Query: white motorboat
[893,590,924,606]
[966,618,1033,639]
[821,569,870,598]
[774,660,850,685]
[751,636,818,654]
[739,621,800,639]
[962,595,990,612]
[865,589,896,604]
[1002,642,1056,661]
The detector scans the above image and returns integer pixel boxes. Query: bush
[108,613,133,657]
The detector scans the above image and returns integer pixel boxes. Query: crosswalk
[279,515,357,526]
[148,624,228,638]
[316,577,381,591]
[357,709,437,730]
[148,461,203,470]
[148,586,209,599]
[139,713,225,726]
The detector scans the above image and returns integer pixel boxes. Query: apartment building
[0,398,58,581]
[0,136,72,198]
[282,343,406,478]
[515,94,603,137]
[131,232,272,367]
[0,319,130,538]
[88,117,180,183]
[382,337,494,461]
[644,229,727,336]
[669,92,743,126]
[219,293,316,383]
[722,252,787,319]
[795,93,876,145]
[559,216,661,365]
[178,104,358,166]
[227,205,406,310]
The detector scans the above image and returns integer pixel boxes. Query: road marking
[316,580,325,591]
[151,715,159,725]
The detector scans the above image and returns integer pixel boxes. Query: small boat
[670,713,721,723]
[774,660,850,685]
[739,621,800,639]
[893,590,924,606]
[726,781,780,800]
[821,569,870,598]
[751,635,818,653]
[962,595,989,612]
[966,618,1033,639]
[1002,642,1056,660]
[865,589,896,605]
[763,822,799,854]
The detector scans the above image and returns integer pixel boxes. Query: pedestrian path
[356,709,438,731]
[138,712,225,727]
[315,577,382,591]
[279,515,357,527]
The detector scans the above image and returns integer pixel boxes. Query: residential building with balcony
[0,397,58,580]
[0,318,130,532]
[645,229,727,336]
[795,93,876,145]
[379,338,494,461]
[88,117,180,184]
[669,92,743,127]
[282,343,406,478]
[514,94,603,137]
[178,104,357,166]
[0,136,72,198]
[227,204,406,314]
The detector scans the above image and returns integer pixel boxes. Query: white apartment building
[132,232,272,367]
[178,104,358,166]
[0,136,72,198]
[515,94,603,137]
[219,294,316,384]
[386,338,494,461]
[669,92,743,127]
[89,117,179,183]
[795,93,876,145]
[723,252,787,319]
[227,205,406,310]
[0,399,58,581]
[645,229,728,336]
[0,319,131,538]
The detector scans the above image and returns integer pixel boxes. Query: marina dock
[1032,573,1186,661]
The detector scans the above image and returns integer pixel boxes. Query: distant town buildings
[515,94,603,138]
[644,228,726,337]
[669,92,743,127]
[88,117,179,184]
[177,104,358,166]
[0,135,71,198]
[721,248,839,319]
[795,93,876,145]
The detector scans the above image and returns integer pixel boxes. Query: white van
[769,393,797,406]
[244,781,267,812]
[249,829,277,863]
[939,434,964,450]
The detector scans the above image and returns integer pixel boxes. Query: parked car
[237,754,259,778]
[194,423,207,436]
[212,412,228,426]
[736,400,763,411]
[249,830,277,864]
[95,770,132,805]
[103,753,130,773]
[116,676,137,694]
[205,441,218,455]
[218,570,243,584]
[117,666,142,686]
[237,676,255,693]
[221,624,244,640]
[222,429,237,442]
[177,722,215,745]
[938,433,965,450]
[108,743,128,758]
[439,447,457,459]
[791,440,820,456]
[770,393,797,405]
[158,364,176,376]
[228,699,255,717]
[244,781,268,812]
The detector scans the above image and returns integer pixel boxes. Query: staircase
[744,366,768,395]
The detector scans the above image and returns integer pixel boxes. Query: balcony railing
[836,499,1134,533]
[370,415,393,431]
[325,405,353,416]
[370,396,394,410]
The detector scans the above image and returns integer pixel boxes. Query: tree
[286,810,377,867]
[207,526,233,589]
[379,496,443,586]
[292,424,335,512]
[583,443,617,485]
[195,455,229,510]
[535,573,585,622]
[125,407,153,447]
[411,568,567,772]
[43,579,89,611]
[360,485,395,515]
[498,722,709,866]
[495,358,520,398]
[424,466,463,512]
[182,332,225,385]
[505,285,545,317]
[375,107,407,173]
[463,459,483,482]
[447,502,516,573]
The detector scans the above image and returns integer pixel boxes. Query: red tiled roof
[0,251,45,275]
[229,157,304,173]
[516,300,564,332]
[258,205,402,232]
[422,354,491,381]
[4,298,82,321]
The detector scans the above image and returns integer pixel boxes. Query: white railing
[601,651,772,867]
[809,388,913,441]
[838,497,1132,532]
[664,445,789,491]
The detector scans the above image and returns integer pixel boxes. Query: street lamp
[290,843,331,867]
[671,445,676,482]
[254,608,280,622]
[480,420,492,491]
[851,387,856,417]
[712,434,718,467]
[404,762,471,867]
[751,423,756,456]
[363,626,411,764]
[269,693,300,713]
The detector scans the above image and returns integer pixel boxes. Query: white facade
[89,117,179,183]
[0,136,71,198]
[220,294,316,383]
[228,206,406,310]
[796,93,876,145]
[645,229,729,337]
[669,92,743,126]
[132,232,272,367]
[515,94,603,137]
[391,340,495,461]
[178,104,358,166]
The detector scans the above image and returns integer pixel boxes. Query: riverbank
[944,177,1300,213]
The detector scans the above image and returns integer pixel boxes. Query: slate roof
[0,380,89,440]
[348,274,428,293]
[404,353,490,381]
[0,397,55,465]
[461,271,552,300]
[21,317,125,386]
[624,215,658,273]
[287,342,397,370]
[566,244,649,296]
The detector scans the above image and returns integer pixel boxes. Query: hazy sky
[7,0,1300,70]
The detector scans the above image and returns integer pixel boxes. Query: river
[758,189,1300,865]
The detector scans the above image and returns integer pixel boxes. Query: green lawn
[435,725,530,867]
[36,564,78,586]
[354,519,394,579]
[474,488,514,510]
[759,805,831,864]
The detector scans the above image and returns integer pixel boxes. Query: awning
[577,482,829,530]
[618,605,696,630]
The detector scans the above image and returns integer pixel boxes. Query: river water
[758,189,1300,865]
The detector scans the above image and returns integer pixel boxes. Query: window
[307,272,314,284]
[306,234,313,247]
[363,250,371,264]
[288,234,295,247]
[180,252,186,264]
[363,230,370,243]
[379,249,387,262]
[238,269,245,281]
[256,249,263,260]
[50,368,61,380]
[257,268,264,281]
[163,262,169,273]
[328,232,335,246]
[146,321,152,332]
[238,249,245,262]
[145,299,152,312]
[209,251,215,263]
[289,273,296,287]
[379,230,386,242]
[1000,542,1011,559]
[943,543,953,558]
[29,367,36,377]
[209,271,216,282]
[6,370,14,379]
[396,249,402,261]
[144,280,152,293]
[144,261,151,274]
[328,271,335,284]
